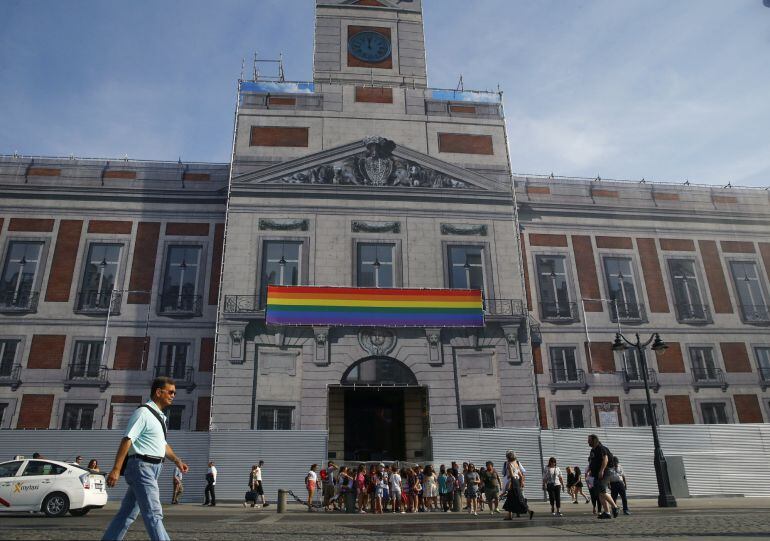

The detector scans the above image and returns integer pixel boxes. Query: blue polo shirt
[124,400,167,458]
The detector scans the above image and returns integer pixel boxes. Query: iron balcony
[153,365,196,392]
[674,303,711,324]
[691,367,728,391]
[0,363,22,391]
[540,301,579,323]
[0,290,39,313]
[75,290,122,314]
[609,301,647,323]
[64,363,110,392]
[549,368,588,394]
[621,368,660,393]
[738,304,770,325]
[158,294,203,317]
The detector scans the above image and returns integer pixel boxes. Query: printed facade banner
[266,285,484,327]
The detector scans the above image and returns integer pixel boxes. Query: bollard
[452,490,461,512]
[277,489,287,513]
[345,491,356,514]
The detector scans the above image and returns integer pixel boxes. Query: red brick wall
[698,240,733,314]
[165,222,209,236]
[27,167,60,177]
[653,192,680,201]
[355,87,393,103]
[529,233,568,247]
[16,394,55,428]
[660,238,695,251]
[199,338,214,372]
[45,220,83,302]
[27,335,66,369]
[637,238,670,313]
[196,396,211,431]
[127,222,160,304]
[183,172,211,181]
[268,96,296,106]
[572,236,602,311]
[720,240,755,254]
[665,395,694,424]
[538,397,548,429]
[585,342,615,373]
[593,396,622,426]
[734,394,763,423]
[655,342,685,373]
[720,342,752,373]
[713,195,737,204]
[596,236,632,249]
[103,170,137,179]
[592,189,619,198]
[347,26,392,69]
[250,126,309,147]
[88,220,133,234]
[113,337,149,370]
[437,133,494,155]
[526,186,550,195]
[532,345,543,375]
[8,218,54,232]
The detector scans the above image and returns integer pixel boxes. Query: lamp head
[651,333,668,352]
[611,334,626,352]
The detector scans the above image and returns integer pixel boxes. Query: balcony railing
[621,369,660,393]
[738,304,770,324]
[64,363,109,391]
[549,368,588,393]
[674,303,711,323]
[223,295,263,314]
[0,364,22,390]
[759,367,770,391]
[0,290,39,313]
[158,294,203,317]
[540,301,579,322]
[153,365,195,392]
[609,301,646,323]
[692,367,728,391]
[76,290,122,314]
[483,299,525,318]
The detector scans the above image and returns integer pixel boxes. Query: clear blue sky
[1,0,769,187]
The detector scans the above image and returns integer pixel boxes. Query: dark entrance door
[344,388,405,461]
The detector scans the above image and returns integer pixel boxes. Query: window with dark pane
[603,256,640,317]
[357,243,394,287]
[668,259,706,320]
[78,243,121,309]
[161,245,202,311]
[0,241,43,307]
[166,405,185,430]
[461,405,495,429]
[550,347,578,382]
[729,261,769,321]
[70,341,102,378]
[555,405,584,429]
[61,404,97,430]
[257,405,294,430]
[630,403,658,427]
[157,343,189,379]
[0,340,19,377]
[536,255,571,317]
[701,402,728,424]
[448,245,485,292]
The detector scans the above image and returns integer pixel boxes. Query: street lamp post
[612,332,678,508]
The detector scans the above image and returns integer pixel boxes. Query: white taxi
[0,458,108,517]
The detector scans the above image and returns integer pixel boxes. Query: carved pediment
[235,137,502,192]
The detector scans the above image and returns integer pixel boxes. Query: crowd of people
[300,435,630,520]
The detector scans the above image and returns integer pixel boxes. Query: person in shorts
[481,461,502,514]
[587,434,619,519]
[464,463,481,516]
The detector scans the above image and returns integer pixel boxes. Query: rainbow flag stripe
[266,285,484,327]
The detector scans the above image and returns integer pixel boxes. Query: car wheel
[42,492,69,517]
[69,508,90,517]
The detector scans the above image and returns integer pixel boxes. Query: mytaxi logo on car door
[13,482,39,493]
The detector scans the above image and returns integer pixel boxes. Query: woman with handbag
[502,450,534,520]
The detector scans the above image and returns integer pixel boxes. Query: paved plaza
[2,497,769,540]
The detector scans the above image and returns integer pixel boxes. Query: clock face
[348,31,392,63]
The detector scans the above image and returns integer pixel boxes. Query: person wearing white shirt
[204,461,217,506]
[306,464,318,512]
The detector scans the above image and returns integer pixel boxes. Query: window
[622,348,644,380]
[447,245,485,292]
[668,259,708,321]
[0,241,43,309]
[536,255,574,319]
[156,343,189,379]
[61,404,97,430]
[630,403,659,427]
[160,245,202,313]
[756,347,770,382]
[342,357,417,386]
[166,405,185,430]
[555,405,584,429]
[261,241,302,305]
[357,243,394,288]
[603,256,642,320]
[550,347,579,382]
[701,402,729,424]
[0,402,7,426]
[0,339,19,377]
[78,243,121,310]
[690,347,718,381]
[257,406,293,430]
[461,405,496,429]
[69,341,103,379]
[729,261,769,322]
[21,460,67,476]
[0,461,22,478]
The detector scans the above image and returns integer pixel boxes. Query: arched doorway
[329,357,427,462]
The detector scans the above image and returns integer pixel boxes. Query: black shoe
[201,503,209,506]
[612,507,618,518]
[598,512,612,520]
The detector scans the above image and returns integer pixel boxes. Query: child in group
[375,472,387,514]
[390,467,403,514]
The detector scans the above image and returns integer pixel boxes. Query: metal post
[277,489,287,513]
[637,336,677,508]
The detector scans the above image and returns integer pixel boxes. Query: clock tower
[314,0,427,87]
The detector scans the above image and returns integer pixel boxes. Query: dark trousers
[204,482,216,505]
[546,483,561,510]
[610,481,628,511]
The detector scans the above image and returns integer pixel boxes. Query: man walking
[586,434,619,519]
[102,376,188,541]
[255,460,268,508]
[204,461,217,506]
[172,465,184,505]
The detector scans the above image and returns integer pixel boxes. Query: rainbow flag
[266,285,484,327]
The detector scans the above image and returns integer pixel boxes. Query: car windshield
[0,461,23,478]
